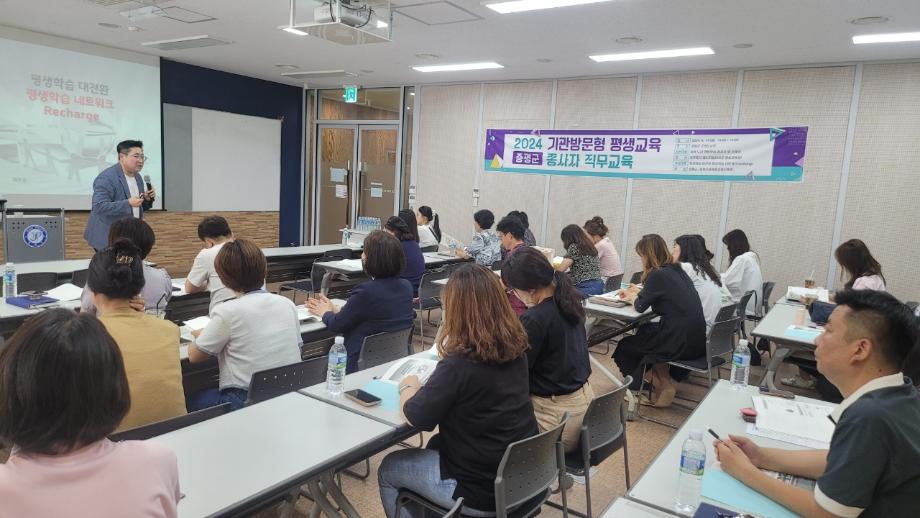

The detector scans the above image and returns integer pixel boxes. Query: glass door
[356,126,398,227]
[315,124,399,244]
[316,126,356,245]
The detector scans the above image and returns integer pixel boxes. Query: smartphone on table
[345,389,382,407]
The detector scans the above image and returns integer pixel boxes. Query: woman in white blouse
[835,239,886,291]
[673,235,731,336]
[415,206,441,249]
[721,229,763,316]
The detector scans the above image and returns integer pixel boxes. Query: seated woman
[377,264,538,517]
[721,229,763,316]
[456,209,502,267]
[81,217,172,315]
[187,238,303,410]
[502,246,592,452]
[386,214,426,298]
[673,234,731,336]
[584,216,623,282]
[507,210,537,246]
[416,205,441,249]
[835,238,886,291]
[615,234,706,408]
[308,230,415,373]
[556,224,604,297]
[0,309,180,517]
[88,239,186,431]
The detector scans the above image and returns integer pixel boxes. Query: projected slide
[0,37,161,210]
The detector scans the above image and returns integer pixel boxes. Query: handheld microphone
[142,174,155,210]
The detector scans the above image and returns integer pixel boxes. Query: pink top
[594,238,624,279]
[852,274,886,291]
[0,439,180,518]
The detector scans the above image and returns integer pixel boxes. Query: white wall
[414,62,920,302]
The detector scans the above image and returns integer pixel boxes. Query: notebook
[5,295,58,309]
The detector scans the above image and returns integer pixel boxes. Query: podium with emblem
[3,208,66,263]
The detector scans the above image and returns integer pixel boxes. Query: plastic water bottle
[731,339,751,389]
[3,263,16,299]
[326,336,347,395]
[675,429,706,514]
[449,240,457,256]
[341,228,350,246]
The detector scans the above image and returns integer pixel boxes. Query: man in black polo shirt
[714,289,920,517]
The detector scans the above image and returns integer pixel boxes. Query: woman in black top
[502,246,593,452]
[378,264,538,516]
[615,234,706,408]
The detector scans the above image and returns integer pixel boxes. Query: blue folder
[701,469,802,518]
[361,379,400,411]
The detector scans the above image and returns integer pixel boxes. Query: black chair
[71,269,89,288]
[603,274,624,293]
[548,379,632,518]
[245,357,328,406]
[165,292,211,326]
[17,272,59,294]
[628,271,642,285]
[109,403,231,441]
[357,327,414,371]
[396,417,568,518]
[735,290,756,340]
[416,266,454,344]
[421,245,439,253]
[746,282,775,325]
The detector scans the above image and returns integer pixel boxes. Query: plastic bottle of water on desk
[730,339,751,389]
[326,336,347,395]
[448,240,457,257]
[675,429,706,514]
[3,263,16,300]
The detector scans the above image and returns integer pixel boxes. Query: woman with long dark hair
[502,247,592,451]
[385,215,426,297]
[416,206,441,248]
[615,234,706,408]
[721,229,763,315]
[673,234,730,335]
[835,239,885,290]
[557,224,603,296]
[377,264,537,516]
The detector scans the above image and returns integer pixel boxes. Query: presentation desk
[150,392,400,518]
[627,380,825,516]
[262,244,362,283]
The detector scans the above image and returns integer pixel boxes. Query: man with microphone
[84,139,156,251]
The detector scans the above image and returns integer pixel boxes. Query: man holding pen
[714,289,920,517]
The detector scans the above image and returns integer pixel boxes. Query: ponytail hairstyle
[501,246,585,325]
[87,238,145,300]
[418,206,441,243]
[397,209,420,242]
[507,210,530,230]
[385,216,414,242]
[583,216,608,239]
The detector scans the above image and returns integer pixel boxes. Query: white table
[151,392,395,518]
[627,380,827,516]
[751,303,818,350]
[601,498,674,518]
[301,351,435,428]
[422,251,466,266]
[15,258,90,275]
[262,244,361,258]
[179,317,330,361]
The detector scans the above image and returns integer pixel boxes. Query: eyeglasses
[122,153,147,161]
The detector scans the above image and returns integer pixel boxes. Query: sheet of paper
[381,357,439,384]
[370,187,383,198]
[330,168,347,182]
[786,286,830,302]
[745,422,830,449]
[45,283,83,302]
[335,184,347,198]
[753,395,835,444]
[184,316,211,332]
[296,307,318,321]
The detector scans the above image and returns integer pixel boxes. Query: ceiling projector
[314,0,378,28]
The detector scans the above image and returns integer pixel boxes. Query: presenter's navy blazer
[84,163,145,250]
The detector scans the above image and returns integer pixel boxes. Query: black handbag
[809,300,836,325]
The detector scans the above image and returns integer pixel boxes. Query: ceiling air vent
[141,35,232,51]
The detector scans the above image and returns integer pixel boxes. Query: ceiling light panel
[485,0,612,15]
[589,46,714,62]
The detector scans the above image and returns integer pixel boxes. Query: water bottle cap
[739,339,748,346]
[334,336,345,344]
[689,429,703,441]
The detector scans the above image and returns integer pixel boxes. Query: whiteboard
[191,108,280,211]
